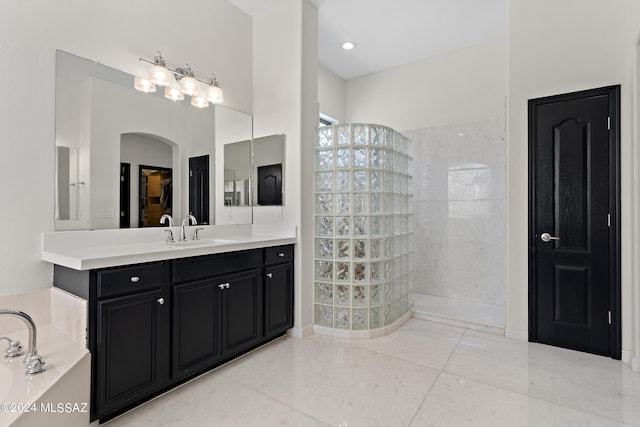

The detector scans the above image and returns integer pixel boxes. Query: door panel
[529,86,620,358]
[189,155,210,224]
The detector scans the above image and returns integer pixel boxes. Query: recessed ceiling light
[341,41,357,50]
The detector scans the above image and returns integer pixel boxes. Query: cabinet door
[264,263,294,338]
[221,269,263,356]
[172,279,221,379]
[96,289,164,417]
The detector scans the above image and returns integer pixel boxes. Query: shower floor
[412,293,505,335]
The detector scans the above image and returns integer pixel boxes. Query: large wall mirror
[252,134,285,206]
[54,50,252,230]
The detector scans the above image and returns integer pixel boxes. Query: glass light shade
[164,85,184,102]
[205,85,224,103]
[134,76,156,93]
[179,76,200,96]
[191,94,209,109]
[149,64,172,86]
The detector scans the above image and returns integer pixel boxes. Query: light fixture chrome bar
[139,57,216,86]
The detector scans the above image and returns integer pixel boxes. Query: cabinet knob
[267,273,273,279]
[157,298,165,305]
[278,252,285,257]
[130,276,140,283]
[218,284,225,289]
[225,283,230,289]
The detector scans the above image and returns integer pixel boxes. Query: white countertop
[42,224,297,270]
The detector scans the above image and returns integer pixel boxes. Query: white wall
[0,0,252,295]
[632,0,640,371]
[345,38,507,130]
[318,64,345,122]
[507,0,637,360]
[252,0,318,333]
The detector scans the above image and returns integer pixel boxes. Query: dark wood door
[189,155,210,224]
[172,278,221,379]
[119,163,131,228]
[264,263,294,339]
[528,86,620,358]
[96,289,164,417]
[221,269,263,356]
[257,164,282,205]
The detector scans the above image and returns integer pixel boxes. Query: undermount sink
[164,238,237,247]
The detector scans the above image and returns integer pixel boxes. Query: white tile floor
[105,318,640,427]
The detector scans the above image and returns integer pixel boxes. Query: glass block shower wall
[314,124,413,331]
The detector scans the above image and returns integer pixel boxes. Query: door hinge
[607,213,611,227]
[607,116,611,130]
[608,311,612,325]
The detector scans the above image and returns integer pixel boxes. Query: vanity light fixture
[135,51,224,108]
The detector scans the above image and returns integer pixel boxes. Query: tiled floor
[106,319,640,427]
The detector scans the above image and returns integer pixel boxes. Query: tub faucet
[0,309,45,375]
[181,215,197,241]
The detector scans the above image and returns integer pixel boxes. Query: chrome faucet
[0,309,45,375]
[160,214,174,227]
[181,215,197,241]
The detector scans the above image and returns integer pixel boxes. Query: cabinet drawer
[97,263,163,298]
[264,245,293,265]
[172,250,261,283]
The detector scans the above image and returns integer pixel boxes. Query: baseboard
[287,323,313,339]
[505,328,528,341]
[622,350,630,364]
[312,311,412,340]
[633,356,640,372]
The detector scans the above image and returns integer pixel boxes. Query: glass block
[383,171,394,191]
[353,216,367,236]
[315,282,333,304]
[335,284,350,306]
[337,125,351,145]
[336,194,350,214]
[353,239,367,259]
[370,284,381,304]
[316,149,333,169]
[370,193,382,214]
[315,171,333,192]
[337,239,350,259]
[353,124,367,145]
[384,260,393,279]
[370,216,381,235]
[384,194,394,214]
[383,304,392,325]
[336,171,350,192]
[336,216,350,236]
[370,239,381,259]
[370,307,381,328]
[315,216,333,237]
[370,148,384,168]
[316,194,333,214]
[337,148,350,168]
[315,238,333,259]
[353,193,368,214]
[314,304,333,327]
[370,262,382,282]
[385,216,394,236]
[353,170,368,191]
[335,308,350,329]
[353,148,368,168]
[315,260,333,281]
[317,127,333,148]
[352,309,368,330]
[336,262,350,282]
[370,126,384,146]
[370,170,383,191]
[353,285,367,306]
[353,263,367,282]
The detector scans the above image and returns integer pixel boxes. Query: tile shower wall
[314,124,413,330]
[404,115,505,306]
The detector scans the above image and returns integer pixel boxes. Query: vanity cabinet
[264,245,294,339]
[53,244,293,423]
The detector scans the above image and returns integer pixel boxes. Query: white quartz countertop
[42,224,297,270]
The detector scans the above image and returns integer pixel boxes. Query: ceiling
[229,0,507,80]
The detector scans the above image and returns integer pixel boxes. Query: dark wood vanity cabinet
[53,244,294,423]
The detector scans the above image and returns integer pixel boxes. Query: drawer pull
[267,273,273,279]
[157,298,165,305]
[130,276,140,283]
[278,252,285,257]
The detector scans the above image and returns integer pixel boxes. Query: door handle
[540,232,560,242]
